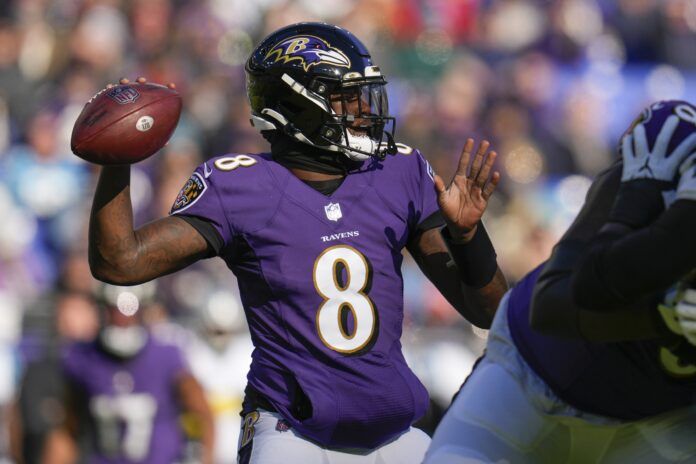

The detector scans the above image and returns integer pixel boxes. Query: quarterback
[87,23,507,463]
[425,100,696,463]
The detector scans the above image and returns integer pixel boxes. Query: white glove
[621,110,696,182]
[676,288,696,347]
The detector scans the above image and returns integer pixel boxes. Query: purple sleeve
[169,163,235,248]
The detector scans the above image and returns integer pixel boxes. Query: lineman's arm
[571,200,696,310]
[176,373,215,464]
[89,165,210,285]
[571,153,696,310]
[530,163,688,341]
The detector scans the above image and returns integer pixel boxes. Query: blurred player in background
[12,291,99,464]
[185,294,252,464]
[43,283,214,464]
[86,22,507,463]
[425,100,696,463]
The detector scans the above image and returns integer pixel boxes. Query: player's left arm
[175,372,214,464]
[408,139,507,329]
[408,228,507,328]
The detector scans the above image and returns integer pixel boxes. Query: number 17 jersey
[170,150,440,449]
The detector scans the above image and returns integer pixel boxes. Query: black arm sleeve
[529,162,675,341]
[177,215,224,256]
[572,199,696,310]
[531,241,671,341]
[416,210,446,233]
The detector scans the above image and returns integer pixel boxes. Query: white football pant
[425,293,696,464]
[237,409,430,464]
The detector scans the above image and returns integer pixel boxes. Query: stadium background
[0,0,695,462]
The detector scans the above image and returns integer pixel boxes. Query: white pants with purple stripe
[237,409,430,464]
[424,293,696,464]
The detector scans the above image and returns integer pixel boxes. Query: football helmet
[95,282,156,358]
[246,22,396,161]
[619,100,696,182]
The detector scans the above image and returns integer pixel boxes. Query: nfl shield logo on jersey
[325,202,342,221]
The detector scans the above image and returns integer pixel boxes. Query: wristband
[441,224,497,288]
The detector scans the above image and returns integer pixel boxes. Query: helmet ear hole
[320,125,342,143]
[308,79,332,96]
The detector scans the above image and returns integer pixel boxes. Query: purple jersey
[171,150,439,448]
[62,336,188,464]
[508,266,696,421]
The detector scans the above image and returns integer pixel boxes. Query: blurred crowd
[1,0,696,462]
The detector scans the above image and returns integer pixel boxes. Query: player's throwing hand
[106,76,177,89]
[434,138,500,242]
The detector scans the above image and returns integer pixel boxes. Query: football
[71,82,182,165]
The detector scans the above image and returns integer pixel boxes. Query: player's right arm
[89,165,210,285]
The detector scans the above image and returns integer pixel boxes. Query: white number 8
[214,155,257,171]
[313,246,376,354]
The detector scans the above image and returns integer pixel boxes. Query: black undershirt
[269,133,362,175]
[301,178,345,196]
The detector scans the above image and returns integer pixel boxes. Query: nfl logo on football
[324,202,342,221]
[107,86,140,105]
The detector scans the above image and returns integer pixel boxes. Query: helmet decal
[264,35,351,72]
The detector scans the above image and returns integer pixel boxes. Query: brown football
[71,82,182,165]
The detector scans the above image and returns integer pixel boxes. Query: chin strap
[380,130,398,158]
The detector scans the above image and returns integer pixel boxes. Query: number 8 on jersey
[313,245,377,354]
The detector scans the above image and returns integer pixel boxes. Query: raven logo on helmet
[264,35,351,72]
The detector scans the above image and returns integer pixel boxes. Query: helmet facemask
[322,77,396,161]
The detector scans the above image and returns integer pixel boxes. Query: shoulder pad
[395,143,414,155]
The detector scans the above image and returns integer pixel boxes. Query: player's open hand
[434,138,500,242]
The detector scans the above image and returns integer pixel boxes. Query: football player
[185,296,253,464]
[86,23,507,464]
[44,284,214,464]
[424,100,696,463]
